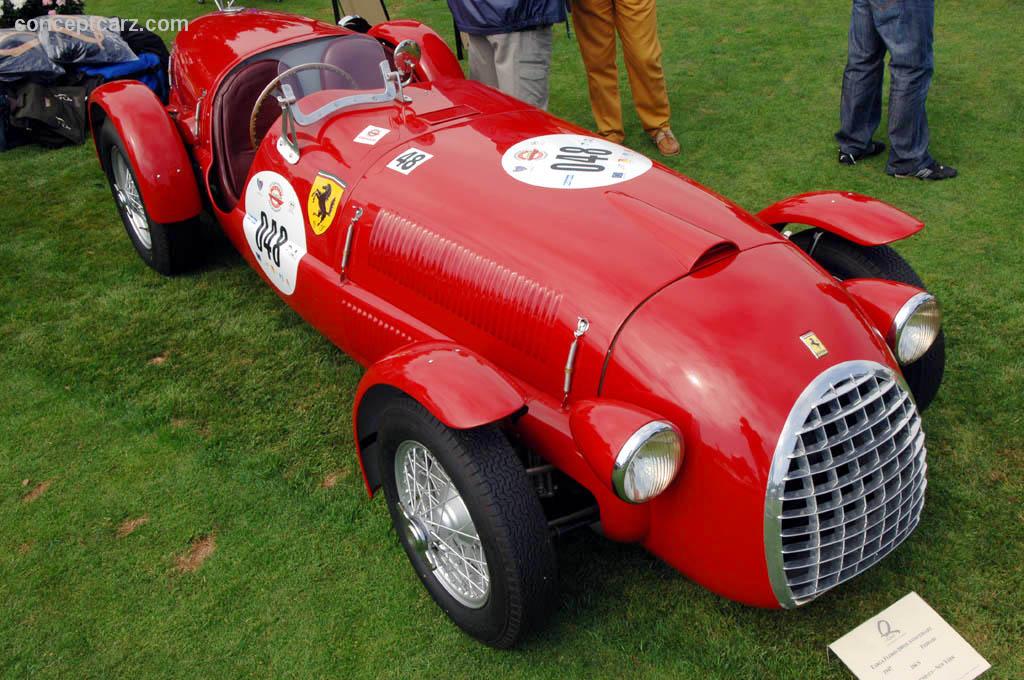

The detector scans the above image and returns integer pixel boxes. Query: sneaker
[650,127,680,157]
[838,141,885,165]
[891,162,958,180]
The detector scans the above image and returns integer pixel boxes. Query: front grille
[764,361,927,607]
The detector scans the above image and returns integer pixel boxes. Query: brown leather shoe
[650,127,680,157]
[598,130,626,145]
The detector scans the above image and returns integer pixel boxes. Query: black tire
[379,397,557,648]
[99,119,199,275]
[791,231,945,409]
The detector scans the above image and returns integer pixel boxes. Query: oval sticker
[244,171,306,296]
[501,134,653,190]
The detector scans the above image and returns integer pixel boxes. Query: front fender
[352,342,525,494]
[757,191,923,246]
[88,81,201,225]
[369,20,465,82]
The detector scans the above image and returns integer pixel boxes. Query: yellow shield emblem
[307,171,345,235]
[800,331,829,359]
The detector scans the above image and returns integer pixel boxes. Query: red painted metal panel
[757,191,924,246]
[89,81,201,225]
[842,278,927,345]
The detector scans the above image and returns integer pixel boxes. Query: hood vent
[604,192,738,275]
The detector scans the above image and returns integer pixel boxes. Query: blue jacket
[447,0,567,35]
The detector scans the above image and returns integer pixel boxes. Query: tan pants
[468,27,554,110]
[572,0,671,141]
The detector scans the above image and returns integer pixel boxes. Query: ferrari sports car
[88,1,946,647]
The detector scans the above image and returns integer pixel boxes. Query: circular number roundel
[501,134,653,190]
[243,171,306,296]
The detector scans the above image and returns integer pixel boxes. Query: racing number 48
[394,151,428,171]
[388,148,434,175]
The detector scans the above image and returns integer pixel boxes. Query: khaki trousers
[571,0,671,141]
[468,27,554,110]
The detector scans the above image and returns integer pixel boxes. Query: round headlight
[889,292,942,365]
[612,421,683,503]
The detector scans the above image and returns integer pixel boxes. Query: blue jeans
[836,0,935,174]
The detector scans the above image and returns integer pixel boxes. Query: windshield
[271,34,390,99]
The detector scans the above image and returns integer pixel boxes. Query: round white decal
[244,171,306,296]
[501,134,653,189]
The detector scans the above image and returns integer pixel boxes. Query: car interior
[212,33,393,209]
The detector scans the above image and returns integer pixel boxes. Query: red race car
[88,2,946,647]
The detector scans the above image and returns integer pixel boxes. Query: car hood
[336,81,786,396]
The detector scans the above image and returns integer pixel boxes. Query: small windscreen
[274,34,388,98]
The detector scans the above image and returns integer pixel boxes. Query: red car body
[89,9,935,612]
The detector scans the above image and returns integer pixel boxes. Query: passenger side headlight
[612,421,683,503]
[889,292,941,365]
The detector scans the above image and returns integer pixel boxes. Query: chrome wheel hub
[110,149,151,250]
[394,440,490,608]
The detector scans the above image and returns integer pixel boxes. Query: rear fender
[88,81,201,225]
[369,20,465,82]
[757,191,923,246]
[352,342,526,494]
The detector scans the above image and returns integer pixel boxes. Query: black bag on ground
[38,15,136,65]
[0,88,27,152]
[0,30,65,82]
[8,81,87,147]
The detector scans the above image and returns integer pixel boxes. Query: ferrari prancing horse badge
[800,331,829,359]
[307,171,345,235]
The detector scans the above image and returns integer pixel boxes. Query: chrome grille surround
[764,361,927,608]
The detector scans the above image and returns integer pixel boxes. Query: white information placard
[829,592,990,680]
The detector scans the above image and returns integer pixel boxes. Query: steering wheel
[249,62,360,150]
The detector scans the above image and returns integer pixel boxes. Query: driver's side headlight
[612,422,683,503]
[889,292,942,365]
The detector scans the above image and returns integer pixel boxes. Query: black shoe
[891,162,958,181]
[838,141,886,165]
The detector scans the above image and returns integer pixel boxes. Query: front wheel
[99,119,199,275]
[791,230,946,409]
[379,397,557,648]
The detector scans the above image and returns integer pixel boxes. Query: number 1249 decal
[387,148,434,175]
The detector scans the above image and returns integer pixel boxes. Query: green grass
[2,0,1022,677]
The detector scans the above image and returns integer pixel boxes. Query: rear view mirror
[393,40,421,83]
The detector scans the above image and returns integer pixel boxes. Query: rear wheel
[99,119,199,275]
[379,397,557,648]
[791,231,945,409]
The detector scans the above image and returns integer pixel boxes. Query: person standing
[447,0,567,111]
[571,0,679,157]
[836,0,956,180]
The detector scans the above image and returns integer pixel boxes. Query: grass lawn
[2,0,1022,677]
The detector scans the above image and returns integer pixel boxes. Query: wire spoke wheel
[394,439,490,608]
[99,119,199,276]
[380,397,557,647]
[110,149,151,250]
